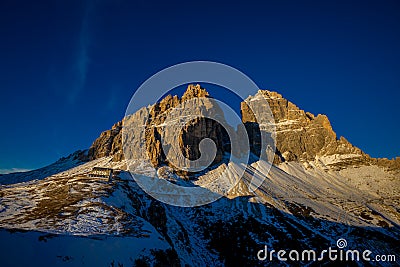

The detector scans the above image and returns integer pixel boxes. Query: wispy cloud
[67,1,92,103]
[0,168,32,174]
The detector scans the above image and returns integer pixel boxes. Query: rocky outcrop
[90,84,230,175]
[373,157,400,173]
[144,84,230,173]
[89,86,398,172]
[88,121,123,162]
[242,90,368,169]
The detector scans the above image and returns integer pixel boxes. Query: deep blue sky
[1,0,399,172]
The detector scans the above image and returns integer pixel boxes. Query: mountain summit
[88,85,399,172]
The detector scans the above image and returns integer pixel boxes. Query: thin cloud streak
[68,1,92,103]
[0,168,32,174]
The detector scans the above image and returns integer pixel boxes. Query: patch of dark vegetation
[134,257,150,267]
[360,211,373,220]
[56,255,73,262]
[109,260,124,267]
[175,220,191,253]
[38,233,57,242]
[133,248,179,267]
[6,228,29,234]
[377,220,389,228]
[151,248,180,267]
[204,215,282,266]
[286,202,315,218]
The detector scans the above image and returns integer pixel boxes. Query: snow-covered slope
[0,156,399,266]
[0,229,173,267]
[0,150,88,185]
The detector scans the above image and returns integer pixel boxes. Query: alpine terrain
[0,84,399,266]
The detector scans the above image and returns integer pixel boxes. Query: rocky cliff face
[88,121,123,162]
[241,90,369,169]
[144,84,230,171]
[241,90,400,171]
[89,85,399,172]
[90,84,230,174]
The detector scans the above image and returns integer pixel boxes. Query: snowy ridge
[1,155,399,266]
[0,150,87,185]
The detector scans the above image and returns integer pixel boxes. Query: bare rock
[88,121,123,161]
[241,90,369,169]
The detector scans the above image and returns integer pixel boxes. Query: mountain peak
[258,90,283,99]
[181,84,209,101]
[87,86,399,172]
[243,89,366,168]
